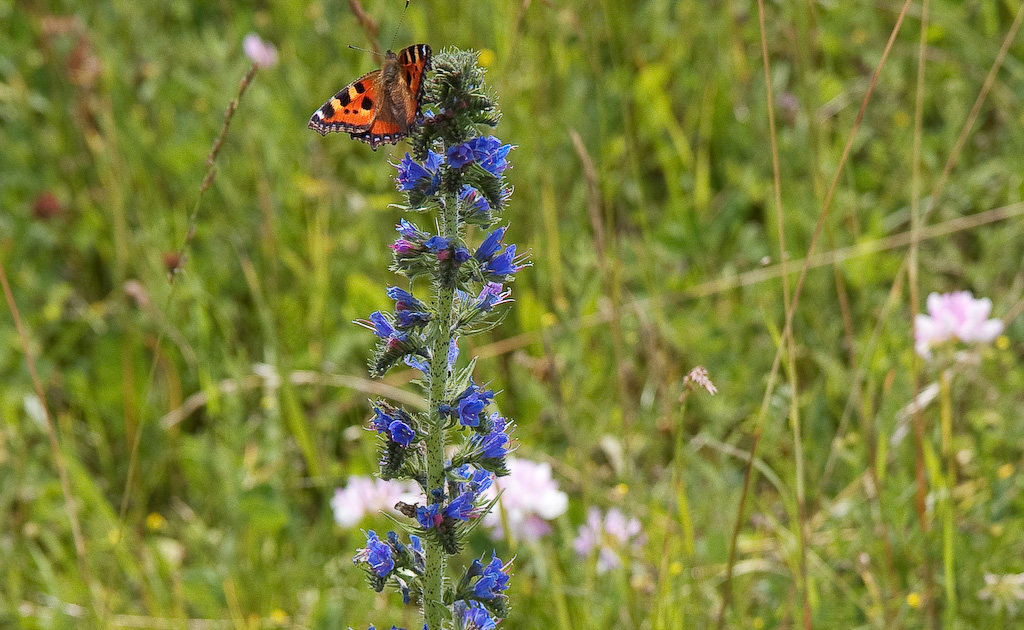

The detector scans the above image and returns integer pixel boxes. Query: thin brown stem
[346,0,381,55]
[0,260,96,619]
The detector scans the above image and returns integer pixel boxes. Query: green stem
[939,368,956,624]
[422,191,460,630]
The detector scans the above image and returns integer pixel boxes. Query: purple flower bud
[390,239,421,255]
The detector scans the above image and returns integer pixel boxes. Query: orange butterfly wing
[308,69,381,135]
[397,43,430,118]
[309,44,432,151]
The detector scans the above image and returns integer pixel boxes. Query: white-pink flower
[573,507,645,573]
[243,33,279,68]
[482,457,568,541]
[914,291,1003,358]
[978,572,1024,615]
[330,475,420,528]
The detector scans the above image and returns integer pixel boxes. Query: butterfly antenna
[348,44,383,58]
[387,0,411,51]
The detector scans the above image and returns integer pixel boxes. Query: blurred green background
[3,0,1024,628]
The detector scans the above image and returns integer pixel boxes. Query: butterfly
[308,44,432,150]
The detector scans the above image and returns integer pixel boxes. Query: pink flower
[330,476,420,528]
[482,457,568,540]
[243,33,279,68]
[914,291,1003,358]
[684,365,718,395]
[573,507,645,573]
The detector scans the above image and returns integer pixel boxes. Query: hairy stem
[423,191,460,629]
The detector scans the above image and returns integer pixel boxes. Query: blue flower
[455,601,496,630]
[473,414,510,459]
[424,150,443,171]
[474,227,506,262]
[397,309,431,328]
[471,553,511,600]
[369,407,393,432]
[447,337,460,367]
[408,534,425,570]
[357,312,416,357]
[388,286,431,328]
[457,392,487,427]
[396,218,426,241]
[387,286,426,312]
[475,283,512,312]
[481,244,525,280]
[446,137,512,177]
[454,464,493,494]
[416,503,442,529]
[425,236,451,251]
[388,419,415,448]
[445,492,476,521]
[357,530,394,578]
[445,381,495,427]
[405,354,429,374]
[394,151,442,193]
[447,143,475,168]
[366,311,400,340]
[453,247,471,263]
[459,185,490,216]
[466,136,512,177]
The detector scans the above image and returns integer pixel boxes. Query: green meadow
[3,0,1024,628]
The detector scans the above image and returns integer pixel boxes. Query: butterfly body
[308,44,432,150]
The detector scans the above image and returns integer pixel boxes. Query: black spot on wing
[360,96,374,111]
[354,82,366,94]
[318,103,334,118]
[338,91,351,106]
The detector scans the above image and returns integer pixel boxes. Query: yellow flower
[614,483,628,497]
[906,592,921,609]
[478,48,496,68]
[751,617,765,629]
[669,561,683,576]
[270,609,288,623]
[997,334,1010,350]
[146,512,166,531]
[999,463,1014,480]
